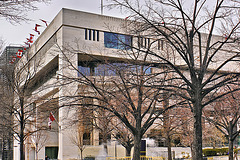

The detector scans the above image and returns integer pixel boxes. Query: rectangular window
[93,30,95,41]
[85,29,100,42]
[147,38,150,48]
[96,30,99,41]
[85,29,88,40]
[104,32,132,50]
[89,29,92,40]
[78,66,91,76]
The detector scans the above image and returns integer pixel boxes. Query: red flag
[40,19,48,27]
[49,112,55,121]
[9,56,16,64]
[29,34,34,40]
[12,56,16,62]
[24,42,31,47]
[33,29,40,35]
[34,24,41,35]
[35,24,41,30]
[26,38,33,43]
[16,49,23,58]
[22,46,27,50]
[48,112,55,129]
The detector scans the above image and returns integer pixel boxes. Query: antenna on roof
[101,0,103,15]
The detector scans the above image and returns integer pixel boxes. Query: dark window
[78,66,91,76]
[78,62,152,77]
[104,32,132,50]
[85,29,88,40]
[85,29,100,42]
[138,37,151,48]
[93,30,95,41]
[96,30,99,41]
[83,132,91,145]
[45,147,58,159]
[89,29,92,40]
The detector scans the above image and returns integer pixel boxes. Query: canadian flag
[48,112,55,129]
[34,24,41,35]
[29,34,34,40]
[26,38,33,43]
[16,49,23,58]
[40,19,48,27]
[12,56,16,62]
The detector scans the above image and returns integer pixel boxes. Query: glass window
[104,32,118,49]
[78,62,151,77]
[96,30,99,41]
[89,29,92,40]
[93,30,95,41]
[78,66,91,76]
[85,29,88,40]
[104,32,132,50]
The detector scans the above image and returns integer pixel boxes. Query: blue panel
[78,66,91,76]
[104,32,132,50]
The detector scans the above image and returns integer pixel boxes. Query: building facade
[12,8,240,160]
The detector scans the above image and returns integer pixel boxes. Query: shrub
[203,148,229,157]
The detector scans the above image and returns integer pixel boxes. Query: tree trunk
[20,98,25,160]
[229,138,234,160]
[166,135,172,160]
[2,138,5,160]
[192,102,203,160]
[35,144,38,160]
[133,132,141,160]
[103,136,108,155]
[229,121,234,160]
[125,146,132,157]
[80,149,83,160]
[8,136,13,160]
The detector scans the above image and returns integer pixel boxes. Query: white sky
[0,0,126,46]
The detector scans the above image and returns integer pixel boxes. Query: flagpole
[101,0,103,15]
[54,119,61,130]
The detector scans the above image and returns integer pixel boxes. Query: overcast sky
[0,0,125,46]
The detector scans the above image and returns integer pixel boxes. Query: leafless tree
[30,130,48,160]
[112,121,134,157]
[69,125,86,160]
[203,86,240,160]
[106,0,240,159]
[0,48,58,160]
[0,0,50,23]
[56,40,183,160]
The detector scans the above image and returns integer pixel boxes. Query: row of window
[85,29,99,41]
[78,62,152,77]
[84,28,165,50]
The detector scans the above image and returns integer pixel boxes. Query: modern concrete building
[13,8,149,160]
[12,7,240,160]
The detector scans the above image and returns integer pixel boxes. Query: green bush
[203,148,229,157]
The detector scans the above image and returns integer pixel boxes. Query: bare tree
[69,125,86,160]
[56,41,181,160]
[106,0,240,159]
[112,121,134,157]
[93,108,114,154]
[0,49,57,160]
[203,86,240,160]
[0,0,50,23]
[30,130,48,160]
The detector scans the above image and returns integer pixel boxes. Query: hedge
[203,148,240,157]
